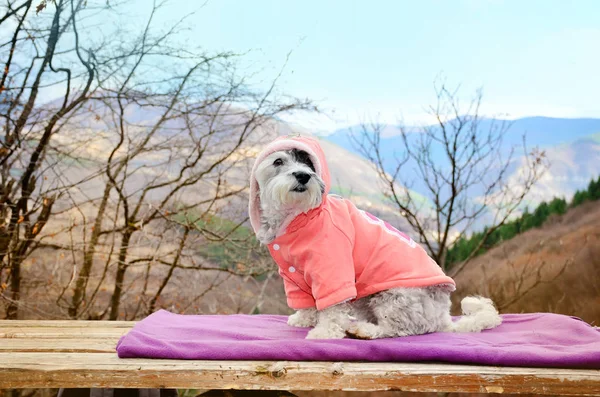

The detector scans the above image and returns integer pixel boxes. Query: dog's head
[249,136,330,243]
[255,148,325,214]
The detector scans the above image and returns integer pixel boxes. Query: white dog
[248,135,501,339]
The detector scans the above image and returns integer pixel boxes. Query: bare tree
[1,0,313,320]
[1,0,98,318]
[352,83,547,273]
[479,244,571,312]
[466,235,591,315]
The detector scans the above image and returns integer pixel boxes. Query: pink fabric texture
[249,136,455,310]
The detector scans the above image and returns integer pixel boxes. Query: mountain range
[323,117,600,206]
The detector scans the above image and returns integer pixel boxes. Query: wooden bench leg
[57,389,178,397]
[197,391,298,397]
[56,389,296,397]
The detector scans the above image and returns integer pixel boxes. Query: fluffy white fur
[255,149,501,339]
[254,150,324,244]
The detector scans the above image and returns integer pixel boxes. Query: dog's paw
[346,322,381,340]
[306,326,345,339]
[287,311,317,328]
[460,296,497,315]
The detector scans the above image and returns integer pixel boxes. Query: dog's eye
[273,158,283,167]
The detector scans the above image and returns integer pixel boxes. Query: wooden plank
[0,327,128,339]
[0,320,134,328]
[1,321,599,395]
[1,352,599,395]
[0,338,117,353]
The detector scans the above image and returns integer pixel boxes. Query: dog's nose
[293,172,311,185]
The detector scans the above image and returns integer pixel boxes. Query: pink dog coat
[249,135,456,310]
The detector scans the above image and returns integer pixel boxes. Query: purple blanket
[116,310,600,368]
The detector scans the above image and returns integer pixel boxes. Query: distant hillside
[447,175,600,268]
[514,132,600,201]
[45,99,416,236]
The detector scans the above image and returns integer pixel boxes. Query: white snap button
[273,244,280,251]
[288,266,296,273]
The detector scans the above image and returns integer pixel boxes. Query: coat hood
[248,135,331,235]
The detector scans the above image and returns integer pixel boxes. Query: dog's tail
[447,296,502,333]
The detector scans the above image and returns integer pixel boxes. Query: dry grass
[452,199,600,326]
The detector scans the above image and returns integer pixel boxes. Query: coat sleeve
[279,271,316,309]
[301,210,357,310]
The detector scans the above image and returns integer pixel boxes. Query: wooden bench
[1,320,599,396]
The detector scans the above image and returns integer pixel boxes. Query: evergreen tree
[571,190,590,207]
[588,177,600,200]
[548,197,568,215]
[446,176,600,268]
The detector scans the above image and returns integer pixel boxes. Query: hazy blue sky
[123,0,600,131]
